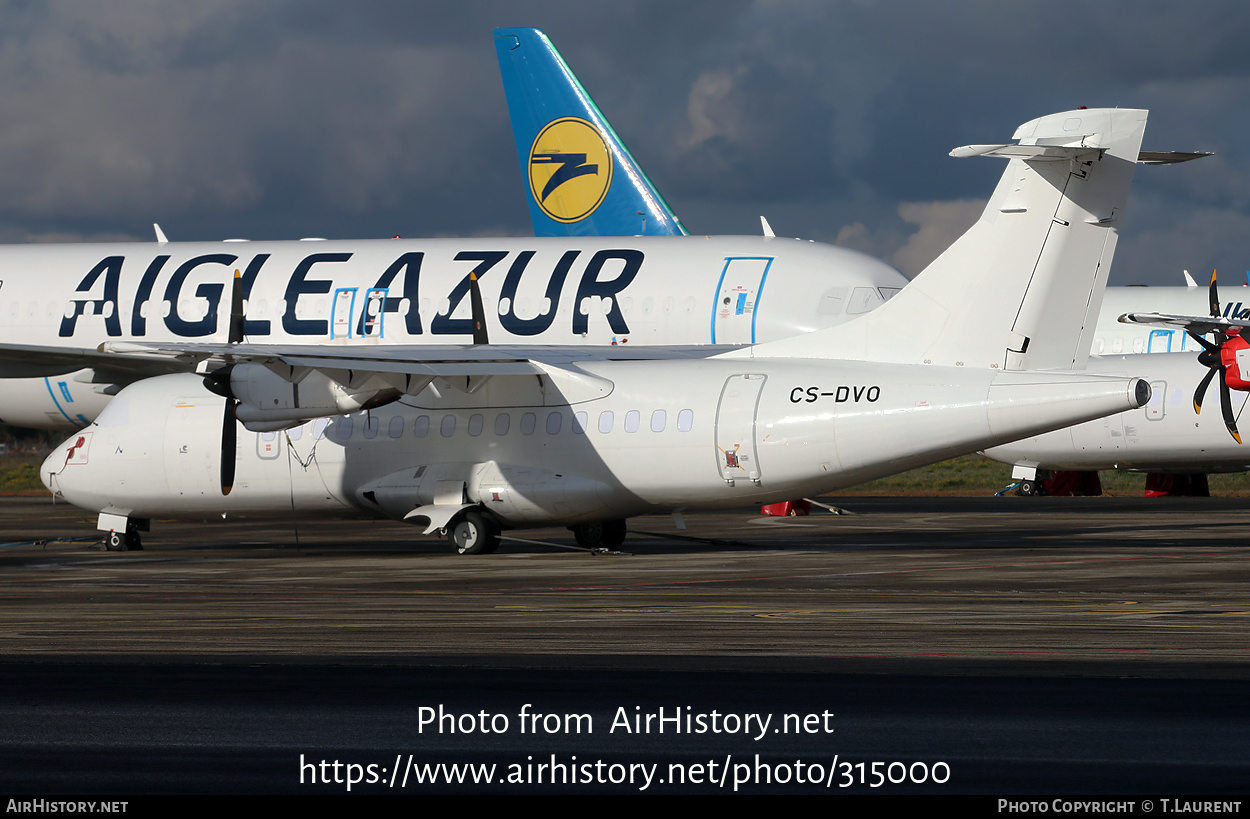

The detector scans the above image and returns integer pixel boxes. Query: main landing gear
[448,509,501,555]
[443,511,628,555]
[569,519,627,550]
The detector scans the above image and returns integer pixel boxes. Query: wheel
[449,510,500,555]
[571,519,627,549]
[599,519,626,549]
[1018,479,1041,497]
[125,527,143,551]
[105,530,127,551]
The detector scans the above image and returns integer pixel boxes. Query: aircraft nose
[40,432,88,497]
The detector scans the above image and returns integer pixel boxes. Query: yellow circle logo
[528,117,613,223]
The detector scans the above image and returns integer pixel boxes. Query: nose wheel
[104,526,143,551]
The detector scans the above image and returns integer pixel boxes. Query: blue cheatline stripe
[43,377,82,427]
[710,259,733,344]
[58,381,74,402]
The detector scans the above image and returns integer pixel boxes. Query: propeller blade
[468,270,489,345]
[1208,269,1220,318]
[228,269,245,344]
[1194,367,1218,414]
[1218,366,1242,444]
[220,397,238,495]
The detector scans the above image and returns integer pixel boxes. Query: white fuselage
[0,235,905,429]
[45,365,1145,529]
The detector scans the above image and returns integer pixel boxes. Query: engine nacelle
[229,364,400,429]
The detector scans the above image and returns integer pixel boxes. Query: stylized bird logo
[531,153,599,202]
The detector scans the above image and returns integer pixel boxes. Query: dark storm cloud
[0,0,1245,283]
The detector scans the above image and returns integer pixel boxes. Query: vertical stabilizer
[749,109,1147,372]
[494,27,687,238]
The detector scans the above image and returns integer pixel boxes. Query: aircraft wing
[1118,311,1245,337]
[84,339,747,430]
[93,340,742,377]
[0,341,190,380]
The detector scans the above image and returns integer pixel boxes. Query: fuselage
[45,365,1146,528]
[1,235,906,429]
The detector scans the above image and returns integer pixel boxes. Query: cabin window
[495,413,510,436]
[651,409,667,432]
[677,409,694,432]
[573,412,588,434]
[388,417,404,438]
[440,415,456,437]
[546,411,562,434]
[468,414,484,437]
[598,411,614,433]
[624,410,640,433]
[413,415,430,438]
[521,412,536,435]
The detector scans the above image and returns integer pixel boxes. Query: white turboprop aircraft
[40,108,1153,552]
[0,29,908,432]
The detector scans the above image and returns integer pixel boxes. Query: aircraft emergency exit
[42,108,1153,553]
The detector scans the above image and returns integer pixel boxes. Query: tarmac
[1,494,1247,794]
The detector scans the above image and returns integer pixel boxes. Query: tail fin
[493,27,687,238]
[751,108,1147,371]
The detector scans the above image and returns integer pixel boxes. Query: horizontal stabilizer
[1136,151,1213,165]
[953,147,1211,165]
[950,144,1104,161]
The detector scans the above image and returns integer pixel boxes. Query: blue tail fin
[494,27,687,238]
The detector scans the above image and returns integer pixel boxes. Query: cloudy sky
[1,0,1246,285]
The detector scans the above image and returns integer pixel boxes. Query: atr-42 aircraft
[0,30,906,431]
[41,107,1154,552]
